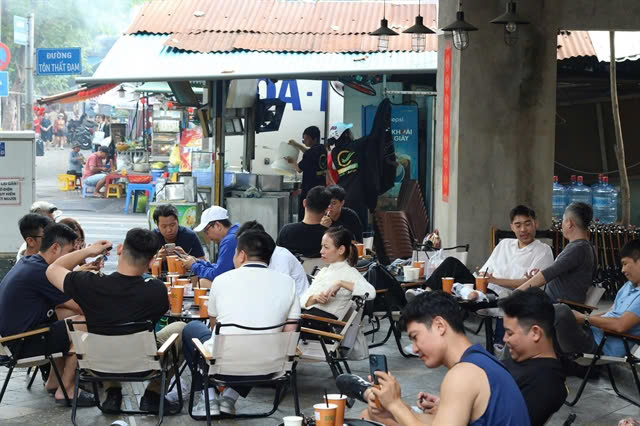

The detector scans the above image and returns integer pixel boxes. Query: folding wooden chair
[300,256,326,277]
[565,329,640,407]
[189,321,301,425]
[0,327,70,406]
[66,319,183,426]
[298,296,367,382]
[558,285,606,314]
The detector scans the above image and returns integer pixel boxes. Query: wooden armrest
[0,327,51,344]
[376,289,388,294]
[558,299,597,313]
[192,338,213,361]
[157,333,179,356]
[300,314,347,327]
[603,329,640,343]
[300,327,344,341]
[401,282,423,289]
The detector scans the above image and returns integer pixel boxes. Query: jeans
[83,173,106,186]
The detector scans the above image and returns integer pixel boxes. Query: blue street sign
[14,16,28,46]
[0,72,8,97]
[36,48,82,76]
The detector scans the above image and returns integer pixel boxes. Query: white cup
[403,265,414,277]
[406,267,420,280]
[283,415,304,426]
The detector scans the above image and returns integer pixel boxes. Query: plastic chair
[57,174,76,191]
[105,184,122,199]
[124,183,155,214]
[81,183,96,198]
[190,321,300,424]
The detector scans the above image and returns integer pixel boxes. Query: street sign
[36,48,82,75]
[0,43,10,71]
[0,72,8,97]
[14,16,28,46]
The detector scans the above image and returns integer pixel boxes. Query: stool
[106,184,122,199]
[57,174,76,191]
[81,183,96,198]
[75,176,82,191]
[124,183,156,214]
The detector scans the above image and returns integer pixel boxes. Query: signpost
[36,48,82,76]
[14,16,28,46]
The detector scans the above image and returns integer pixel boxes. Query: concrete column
[434,0,559,268]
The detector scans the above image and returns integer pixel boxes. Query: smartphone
[92,254,105,266]
[369,354,388,385]
[164,243,175,255]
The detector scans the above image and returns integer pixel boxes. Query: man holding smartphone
[337,291,530,425]
[152,204,206,262]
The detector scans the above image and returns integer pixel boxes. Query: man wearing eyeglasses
[182,206,239,288]
[16,213,53,261]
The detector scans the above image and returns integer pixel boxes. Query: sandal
[55,389,96,407]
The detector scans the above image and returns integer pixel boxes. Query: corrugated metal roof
[127,0,438,53]
[589,31,640,62]
[164,31,437,53]
[77,34,437,84]
[557,30,595,60]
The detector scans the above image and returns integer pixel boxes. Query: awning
[134,81,204,94]
[37,83,118,105]
[76,34,437,85]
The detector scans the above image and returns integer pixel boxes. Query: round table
[163,298,209,324]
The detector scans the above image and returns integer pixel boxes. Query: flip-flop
[55,389,96,407]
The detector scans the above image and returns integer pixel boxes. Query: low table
[163,300,208,323]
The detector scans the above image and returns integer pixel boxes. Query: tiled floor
[1,314,638,425]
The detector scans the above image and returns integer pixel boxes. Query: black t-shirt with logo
[63,271,169,335]
[276,222,327,258]
[299,144,327,195]
[504,357,567,426]
[331,139,365,206]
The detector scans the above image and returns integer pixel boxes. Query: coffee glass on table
[475,276,488,293]
[324,394,347,426]
[198,295,209,318]
[442,277,454,294]
[166,255,179,273]
[194,288,207,305]
[313,403,337,426]
[412,261,425,277]
[355,243,365,257]
[282,416,303,426]
[169,286,185,315]
[176,259,187,275]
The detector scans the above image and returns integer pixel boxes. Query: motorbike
[67,119,97,150]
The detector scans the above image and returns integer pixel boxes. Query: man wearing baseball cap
[183,206,239,288]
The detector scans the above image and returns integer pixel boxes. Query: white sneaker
[165,378,190,403]
[193,392,220,416]
[218,396,236,415]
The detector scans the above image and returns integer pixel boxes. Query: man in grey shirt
[67,143,85,178]
[517,202,594,303]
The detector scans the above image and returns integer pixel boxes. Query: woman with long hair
[300,226,375,319]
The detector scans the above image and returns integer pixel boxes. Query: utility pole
[24,13,34,130]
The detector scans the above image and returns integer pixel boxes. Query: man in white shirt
[181,229,300,417]
[421,205,553,297]
[236,220,309,297]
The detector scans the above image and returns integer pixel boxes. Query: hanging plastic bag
[169,144,181,166]
[425,249,446,279]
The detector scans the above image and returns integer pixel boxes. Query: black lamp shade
[490,1,530,25]
[371,18,399,36]
[403,16,435,35]
[441,11,478,33]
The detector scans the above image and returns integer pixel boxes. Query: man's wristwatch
[584,312,590,327]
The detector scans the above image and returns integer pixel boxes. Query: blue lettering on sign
[0,142,5,157]
[258,79,328,112]
[36,48,82,76]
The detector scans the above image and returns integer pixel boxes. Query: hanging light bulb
[440,0,478,51]
[403,0,435,52]
[370,0,399,51]
[490,0,530,46]
[117,85,126,98]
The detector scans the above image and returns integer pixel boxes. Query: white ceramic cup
[283,416,304,426]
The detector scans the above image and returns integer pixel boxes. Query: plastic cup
[442,277,454,294]
[475,276,488,294]
[403,265,414,278]
[167,291,171,306]
[194,288,207,306]
[413,261,425,277]
[283,416,304,426]
[176,259,187,275]
[355,243,364,257]
[151,260,161,277]
[167,255,179,273]
[177,278,190,286]
[169,286,185,315]
[314,403,337,426]
[167,274,180,285]
[405,267,420,281]
[199,295,209,318]
[324,394,347,426]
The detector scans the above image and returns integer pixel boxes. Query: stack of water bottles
[552,174,618,223]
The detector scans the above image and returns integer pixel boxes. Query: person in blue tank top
[339,291,530,426]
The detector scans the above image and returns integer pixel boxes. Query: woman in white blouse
[300,226,375,319]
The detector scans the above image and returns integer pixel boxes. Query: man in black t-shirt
[46,228,185,415]
[321,185,363,242]
[0,223,96,406]
[285,125,327,221]
[277,185,331,258]
[498,288,567,426]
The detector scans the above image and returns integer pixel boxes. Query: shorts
[55,129,66,137]
[83,173,106,186]
[7,320,70,359]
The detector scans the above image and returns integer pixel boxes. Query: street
[36,145,148,273]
